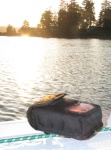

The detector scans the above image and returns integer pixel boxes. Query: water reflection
[0,37,111,121]
[12,38,46,102]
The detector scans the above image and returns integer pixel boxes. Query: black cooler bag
[26,93,103,140]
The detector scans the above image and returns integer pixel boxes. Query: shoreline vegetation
[1,0,111,39]
[1,27,111,39]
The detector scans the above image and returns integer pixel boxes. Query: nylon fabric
[27,94,103,140]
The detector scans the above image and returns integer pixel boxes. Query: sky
[0,0,109,27]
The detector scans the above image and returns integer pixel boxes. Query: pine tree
[82,0,95,29]
[98,0,111,27]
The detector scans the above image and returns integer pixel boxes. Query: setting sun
[0,0,110,27]
[0,0,60,27]
[0,0,101,27]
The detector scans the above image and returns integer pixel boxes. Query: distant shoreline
[1,27,111,40]
[0,34,111,40]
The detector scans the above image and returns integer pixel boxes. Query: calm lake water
[0,36,111,122]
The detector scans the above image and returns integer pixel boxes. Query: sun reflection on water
[10,37,46,102]
[21,34,29,37]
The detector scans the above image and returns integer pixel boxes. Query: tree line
[6,0,111,38]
